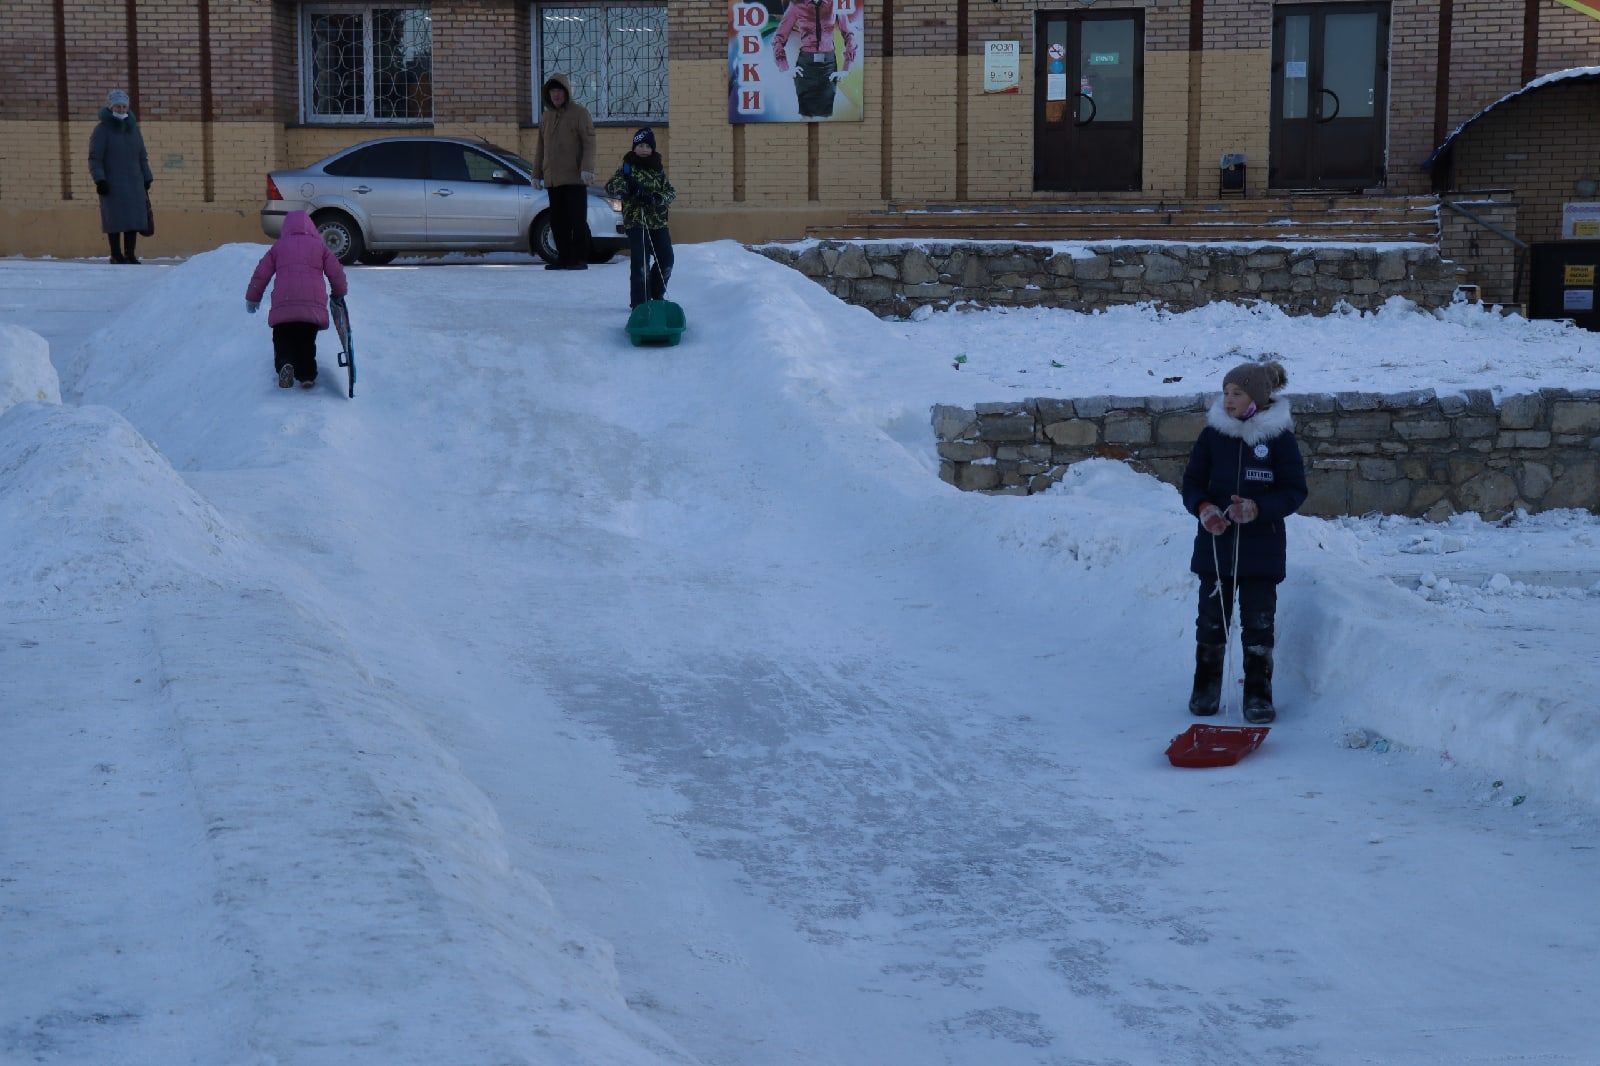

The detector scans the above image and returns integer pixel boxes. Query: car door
[424,142,529,247]
[323,141,428,245]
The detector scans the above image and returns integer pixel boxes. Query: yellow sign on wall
[1564,265,1596,286]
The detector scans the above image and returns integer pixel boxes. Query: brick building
[2,1,1597,259]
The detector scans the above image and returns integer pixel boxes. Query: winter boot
[1242,645,1276,724]
[278,362,295,389]
[1188,643,1225,717]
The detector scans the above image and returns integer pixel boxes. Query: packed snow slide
[5,244,1599,1065]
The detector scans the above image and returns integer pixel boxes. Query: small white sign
[1562,202,1600,239]
[1564,288,1595,312]
[983,40,1020,94]
[1284,60,1308,79]
[1047,73,1068,101]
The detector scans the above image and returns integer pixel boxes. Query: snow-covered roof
[1423,66,1600,171]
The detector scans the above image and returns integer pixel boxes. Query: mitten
[144,180,152,190]
[1224,495,1258,524]
[245,299,260,314]
[1199,504,1229,536]
[581,170,594,184]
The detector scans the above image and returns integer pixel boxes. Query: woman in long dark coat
[88,89,153,264]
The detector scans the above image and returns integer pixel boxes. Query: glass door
[1270,3,1390,188]
[1035,10,1144,192]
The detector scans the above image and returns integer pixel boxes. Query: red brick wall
[61,1,133,120]
[3,1,64,118]
[1453,78,1600,246]
[433,0,523,122]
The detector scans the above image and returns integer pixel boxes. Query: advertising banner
[729,1,866,123]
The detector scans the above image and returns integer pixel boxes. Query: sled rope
[1209,438,1246,722]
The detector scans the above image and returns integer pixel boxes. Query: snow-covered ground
[2,247,1598,1065]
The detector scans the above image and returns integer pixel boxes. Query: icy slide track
[1,246,1596,1065]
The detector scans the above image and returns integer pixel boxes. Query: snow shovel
[625,229,685,347]
[1166,723,1270,768]
[331,294,356,398]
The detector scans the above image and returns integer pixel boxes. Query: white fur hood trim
[1206,395,1294,444]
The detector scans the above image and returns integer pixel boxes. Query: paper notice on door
[1564,289,1595,312]
[1284,60,1308,79]
[1047,73,1068,101]
[1564,264,1596,286]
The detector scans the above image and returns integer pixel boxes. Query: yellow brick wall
[0,122,63,202]
[888,56,959,201]
[818,58,886,205]
[1198,48,1271,194]
[667,59,733,209]
[1143,49,1190,198]
[965,58,1031,201]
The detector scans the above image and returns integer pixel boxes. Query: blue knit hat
[632,127,656,151]
[107,89,130,107]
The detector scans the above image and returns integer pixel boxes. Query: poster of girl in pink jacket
[729,0,866,123]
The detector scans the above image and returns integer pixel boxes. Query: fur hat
[1223,360,1288,409]
[107,89,130,107]
[632,127,657,151]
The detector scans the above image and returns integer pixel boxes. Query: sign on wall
[729,1,867,123]
[1562,202,1600,239]
[984,40,1020,94]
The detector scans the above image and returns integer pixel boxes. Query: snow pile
[0,403,242,605]
[0,359,690,1063]
[0,323,61,413]
[893,297,1600,401]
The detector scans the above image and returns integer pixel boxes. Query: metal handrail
[1441,198,1528,306]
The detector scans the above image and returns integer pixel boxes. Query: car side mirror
[491,169,513,184]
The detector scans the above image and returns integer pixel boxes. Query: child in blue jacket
[1181,361,1308,723]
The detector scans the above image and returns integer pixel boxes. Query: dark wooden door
[1270,3,1390,189]
[1034,10,1144,192]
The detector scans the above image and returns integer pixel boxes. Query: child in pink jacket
[245,210,349,389]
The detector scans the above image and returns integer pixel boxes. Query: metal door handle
[1317,88,1341,123]
[433,188,453,197]
[351,185,372,194]
[1073,92,1098,127]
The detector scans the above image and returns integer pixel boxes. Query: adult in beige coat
[532,74,597,270]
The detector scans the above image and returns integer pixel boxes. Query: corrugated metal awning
[1423,66,1600,171]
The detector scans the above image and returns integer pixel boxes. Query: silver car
[260,136,627,266]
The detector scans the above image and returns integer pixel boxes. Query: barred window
[302,5,434,123]
[533,4,668,123]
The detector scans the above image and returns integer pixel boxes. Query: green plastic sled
[625,298,686,347]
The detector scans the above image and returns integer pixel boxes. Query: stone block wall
[758,240,1463,318]
[932,389,1600,519]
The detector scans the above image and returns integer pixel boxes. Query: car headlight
[606,198,623,213]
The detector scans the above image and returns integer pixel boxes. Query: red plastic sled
[1166,724,1270,768]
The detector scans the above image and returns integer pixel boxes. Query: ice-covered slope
[4,245,1597,1064]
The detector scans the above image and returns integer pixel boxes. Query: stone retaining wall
[757,241,1463,318]
[932,389,1600,519]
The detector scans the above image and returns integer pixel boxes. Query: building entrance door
[1270,3,1390,189]
[1034,10,1144,192]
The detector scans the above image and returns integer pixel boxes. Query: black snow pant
[626,225,673,308]
[1196,575,1278,648]
[549,183,592,267]
[107,231,139,262]
[794,54,838,118]
[273,322,319,383]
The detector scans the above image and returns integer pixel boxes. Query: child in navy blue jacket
[1181,361,1308,723]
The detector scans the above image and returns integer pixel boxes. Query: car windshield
[479,142,535,175]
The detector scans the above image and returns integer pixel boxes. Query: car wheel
[315,211,365,266]
[358,250,399,266]
[531,215,557,264]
